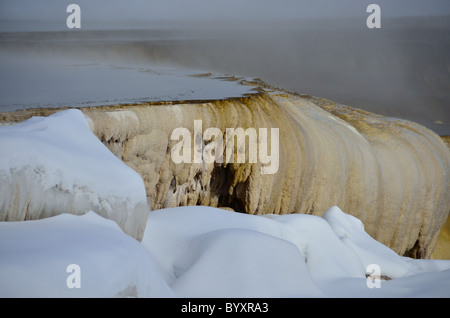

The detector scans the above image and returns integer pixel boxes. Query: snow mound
[142,205,450,297]
[0,211,173,297]
[1,206,450,297]
[0,109,149,240]
[171,228,323,297]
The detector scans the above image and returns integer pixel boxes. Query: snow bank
[141,205,450,297]
[0,212,173,297]
[1,206,450,297]
[0,109,149,240]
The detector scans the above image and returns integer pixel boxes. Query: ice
[0,109,149,239]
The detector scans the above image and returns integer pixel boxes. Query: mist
[1,0,450,23]
[0,0,449,134]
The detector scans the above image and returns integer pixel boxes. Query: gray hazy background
[1,0,449,134]
[1,0,450,22]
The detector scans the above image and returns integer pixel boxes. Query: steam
[1,0,450,24]
[1,0,449,134]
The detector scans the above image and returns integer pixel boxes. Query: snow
[0,212,173,297]
[1,205,449,298]
[323,206,426,278]
[142,206,450,297]
[1,109,450,298]
[0,109,149,239]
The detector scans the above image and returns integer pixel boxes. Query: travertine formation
[1,88,449,258]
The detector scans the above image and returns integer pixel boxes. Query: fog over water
[0,0,449,134]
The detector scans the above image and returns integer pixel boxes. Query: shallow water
[1,17,449,135]
[0,53,254,111]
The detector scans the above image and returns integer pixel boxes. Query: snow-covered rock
[0,109,150,240]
